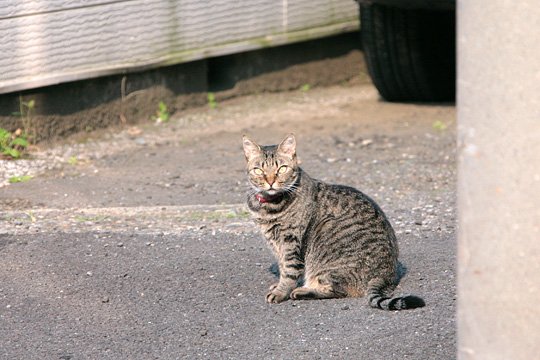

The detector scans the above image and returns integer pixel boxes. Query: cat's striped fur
[243,134,424,310]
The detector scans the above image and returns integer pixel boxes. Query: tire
[360,4,455,102]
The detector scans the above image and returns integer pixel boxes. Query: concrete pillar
[458,1,540,359]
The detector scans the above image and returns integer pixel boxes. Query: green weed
[300,84,311,92]
[152,101,170,123]
[25,211,36,222]
[8,175,32,183]
[184,209,249,221]
[68,156,78,165]
[12,97,36,143]
[74,215,109,222]
[432,120,448,131]
[0,128,28,159]
[207,93,217,109]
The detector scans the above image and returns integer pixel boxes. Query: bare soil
[1,81,453,211]
[0,49,366,143]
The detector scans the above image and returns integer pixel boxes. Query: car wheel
[360,4,455,102]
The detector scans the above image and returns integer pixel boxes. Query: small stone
[200,329,208,337]
[116,242,124,247]
[341,305,350,310]
[360,139,373,147]
[101,296,110,303]
[86,271,93,276]
[134,137,146,145]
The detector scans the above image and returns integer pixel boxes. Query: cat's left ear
[277,133,296,159]
[242,135,261,162]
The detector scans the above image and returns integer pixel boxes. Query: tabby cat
[242,134,424,310]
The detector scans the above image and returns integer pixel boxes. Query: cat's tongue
[255,192,283,204]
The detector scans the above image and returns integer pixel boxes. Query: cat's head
[242,134,298,196]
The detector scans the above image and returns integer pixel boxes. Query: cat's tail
[367,281,425,310]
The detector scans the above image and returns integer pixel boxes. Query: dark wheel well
[360,4,456,102]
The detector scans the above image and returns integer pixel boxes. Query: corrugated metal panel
[0,0,358,94]
[0,0,115,18]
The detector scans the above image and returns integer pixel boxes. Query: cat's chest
[258,221,282,244]
[257,218,306,246]
[251,201,310,245]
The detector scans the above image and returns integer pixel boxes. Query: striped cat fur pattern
[243,134,424,310]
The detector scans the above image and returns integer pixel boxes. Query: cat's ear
[277,133,296,158]
[242,135,261,162]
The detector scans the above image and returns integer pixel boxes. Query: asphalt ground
[0,83,456,359]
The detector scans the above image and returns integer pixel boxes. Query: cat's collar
[255,192,284,204]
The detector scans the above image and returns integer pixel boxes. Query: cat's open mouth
[256,190,284,204]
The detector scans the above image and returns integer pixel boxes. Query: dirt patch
[0,33,366,143]
[0,81,455,211]
[216,51,369,100]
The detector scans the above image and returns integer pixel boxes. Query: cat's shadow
[268,261,408,283]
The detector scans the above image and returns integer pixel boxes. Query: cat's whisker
[283,183,305,199]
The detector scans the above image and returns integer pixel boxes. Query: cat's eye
[252,168,264,175]
[277,165,288,174]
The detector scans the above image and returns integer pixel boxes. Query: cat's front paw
[266,287,289,304]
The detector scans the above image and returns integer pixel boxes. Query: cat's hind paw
[290,287,317,300]
[290,286,340,300]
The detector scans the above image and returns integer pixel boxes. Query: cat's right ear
[242,135,261,162]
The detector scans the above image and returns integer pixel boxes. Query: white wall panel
[0,0,358,94]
